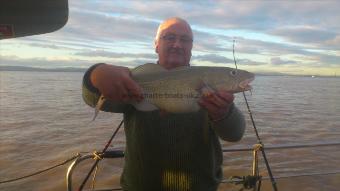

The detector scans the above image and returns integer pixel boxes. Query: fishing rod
[77,119,124,191]
[232,40,278,191]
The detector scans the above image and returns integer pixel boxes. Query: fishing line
[232,39,278,191]
[232,40,238,70]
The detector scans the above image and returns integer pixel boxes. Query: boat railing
[65,142,340,191]
[66,150,124,191]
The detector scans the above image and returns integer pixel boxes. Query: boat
[1,1,339,191]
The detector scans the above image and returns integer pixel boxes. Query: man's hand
[198,90,234,121]
[90,64,143,102]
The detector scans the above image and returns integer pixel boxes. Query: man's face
[155,22,193,69]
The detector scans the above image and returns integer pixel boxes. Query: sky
[1,0,340,76]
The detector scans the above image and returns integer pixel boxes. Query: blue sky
[1,0,339,76]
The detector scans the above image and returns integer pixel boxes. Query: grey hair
[154,17,193,45]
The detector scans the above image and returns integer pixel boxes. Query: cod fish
[94,63,254,119]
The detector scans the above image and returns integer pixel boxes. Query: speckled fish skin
[131,64,255,113]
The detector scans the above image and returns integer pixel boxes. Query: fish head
[214,68,255,93]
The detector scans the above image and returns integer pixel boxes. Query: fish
[132,63,254,112]
[93,63,254,119]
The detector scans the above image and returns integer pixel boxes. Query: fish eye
[230,70,237,76]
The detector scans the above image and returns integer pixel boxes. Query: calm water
[0,71,339,191]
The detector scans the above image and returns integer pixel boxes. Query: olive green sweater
[82,63,246,191]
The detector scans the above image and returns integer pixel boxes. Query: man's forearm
[211,105,246,142]
[82,63,129,113]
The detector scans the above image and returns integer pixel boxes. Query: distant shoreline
[0,65,87,73]
[0,65,338,78]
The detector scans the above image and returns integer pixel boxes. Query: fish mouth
[239,77,255,91]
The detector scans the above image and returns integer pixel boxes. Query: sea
[0,71,339,191]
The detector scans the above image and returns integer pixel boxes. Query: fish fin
[196,80,216,97]
[131,63,167,76]
[132,100,159,111]
[92,95,106,121]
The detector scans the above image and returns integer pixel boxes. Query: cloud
[315,54,340,66]
[231,36,339,69]
[192,54,234,64]
[325,35,340,49]
[2,0,339,75]
[0,55,144,69]
[0,55,92,68]
[270,57,297,65]
[52,7,160,47]
[26,42,76,51]
[66,1,340,42]
[238,59,266,66]
[74,50,157,60]
[54,1,340,46]
[192,53,265,66]
[229,37,310,56]
[270,26,338,48]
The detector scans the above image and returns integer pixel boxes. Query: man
[82,17,245,191]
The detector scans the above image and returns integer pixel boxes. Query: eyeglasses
[160,34,193,44]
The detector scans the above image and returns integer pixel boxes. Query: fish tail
[92,94,106,121]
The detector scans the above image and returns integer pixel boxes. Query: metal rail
[65,142,340,190]
[66,151,124,191]
[77,142,340,157]
[222,142,340,152]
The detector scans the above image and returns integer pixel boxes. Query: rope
[93,151,103,160]
[77,119,124,191]
[0,153,80,184]
[91,164,99,191]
